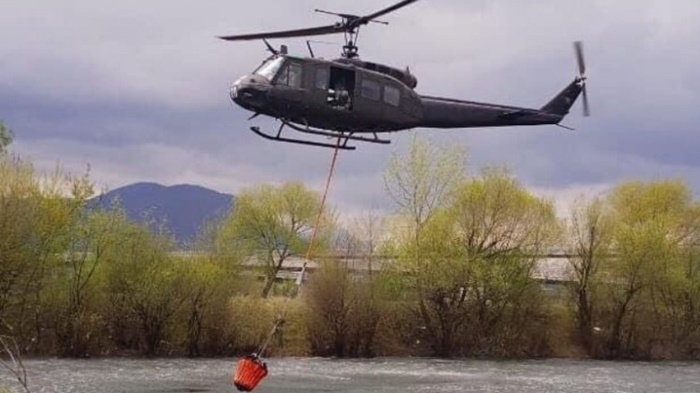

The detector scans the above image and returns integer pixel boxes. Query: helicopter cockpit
[253,55,304,89]
[230,57,286,112]
[231,55,305,112]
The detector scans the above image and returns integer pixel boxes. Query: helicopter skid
[283,121,392,145]
[250,126,357,150]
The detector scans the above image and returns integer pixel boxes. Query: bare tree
[566,197,613,354]
[0,328,31,393]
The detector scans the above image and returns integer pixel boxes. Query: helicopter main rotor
[218,0,420,59]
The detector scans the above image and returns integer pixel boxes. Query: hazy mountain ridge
[89,182,235,246]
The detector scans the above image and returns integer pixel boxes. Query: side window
[275,61,303,88]
[315,68,329,90]
[361,79,381,100]
[383,85,401,106]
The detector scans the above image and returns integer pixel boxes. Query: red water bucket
[233,355,268,392]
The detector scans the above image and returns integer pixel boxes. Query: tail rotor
[574,41,590,117]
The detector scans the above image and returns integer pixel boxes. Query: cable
[253,137,342,358]
[305,136,342,261]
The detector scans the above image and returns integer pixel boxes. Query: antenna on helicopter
[306,40,315,58]
[219,0,420,59]
[262,39,278,55]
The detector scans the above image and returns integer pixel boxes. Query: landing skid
[284,121,391,145]
[250,126,356,150]
[249,119,393,151]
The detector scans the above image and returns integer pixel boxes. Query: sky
[2,0,699,220]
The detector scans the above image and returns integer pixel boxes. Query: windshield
[254,56,285,81]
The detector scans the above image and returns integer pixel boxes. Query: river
[2,358,699,393]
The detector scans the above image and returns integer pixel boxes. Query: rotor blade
[354,0,421,26]
[219,24,341,41]
[582,85,590,117]
[574,41,586,76]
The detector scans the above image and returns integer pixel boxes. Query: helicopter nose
[230,75,269,110]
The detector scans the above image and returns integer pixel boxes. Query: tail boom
[417,95,563,129]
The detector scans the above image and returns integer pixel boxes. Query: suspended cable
[233,138,343,392]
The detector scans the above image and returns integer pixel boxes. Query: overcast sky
[2,0,699,218]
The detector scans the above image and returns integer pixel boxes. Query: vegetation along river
[2,358,699,393]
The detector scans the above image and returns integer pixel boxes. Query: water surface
[2,358,699,393]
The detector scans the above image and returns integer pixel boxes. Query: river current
[2,357,699,393]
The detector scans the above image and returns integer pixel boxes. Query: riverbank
[6,295,696,362]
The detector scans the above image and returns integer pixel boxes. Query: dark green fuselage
[231,55,581,133]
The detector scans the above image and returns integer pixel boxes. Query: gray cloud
[2,0,700,217]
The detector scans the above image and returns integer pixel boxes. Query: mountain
[89,182,235,246]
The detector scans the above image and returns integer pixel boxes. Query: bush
[228,296,309,357]
[304,260,387,357]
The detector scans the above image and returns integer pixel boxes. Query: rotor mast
[342,24,361,59]
[312,9,389,58]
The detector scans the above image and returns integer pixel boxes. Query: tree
[600,180,700,358]
[0,332,30,393]
[305,218,390,357]
[104,220,185,355]
[0,157,39,320]
[566,197,614,355]
[0,121,11,154]
[397,209,466,356]
[53,200,128,357]
[386,160,558,356]
[383,136,467,356]
[441,168,557,355]
[451,167,558,258]
[218,181,331,298]
[384,135,466,236]
[179,221,239,357]
[0,155,93,352]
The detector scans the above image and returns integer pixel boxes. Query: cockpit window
[276,62,303,88]
[254,56,285,81]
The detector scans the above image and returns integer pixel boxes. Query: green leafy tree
[451,167,558,257]
[104,220,185,355]
[383,136,468,356]
[405,168,557,356]
[52,200,130,357]
[178,222,239,357]
[0,121,12,154]
[396,209,465,356]
[0,154,93,352]
[386,155,557,356]
[601,180,700,358]
[384,135,466,237]
[218,181,331,298]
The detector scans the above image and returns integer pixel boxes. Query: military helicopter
[220,0,590,151]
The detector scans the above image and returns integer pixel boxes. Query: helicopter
[219,0,590,151]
